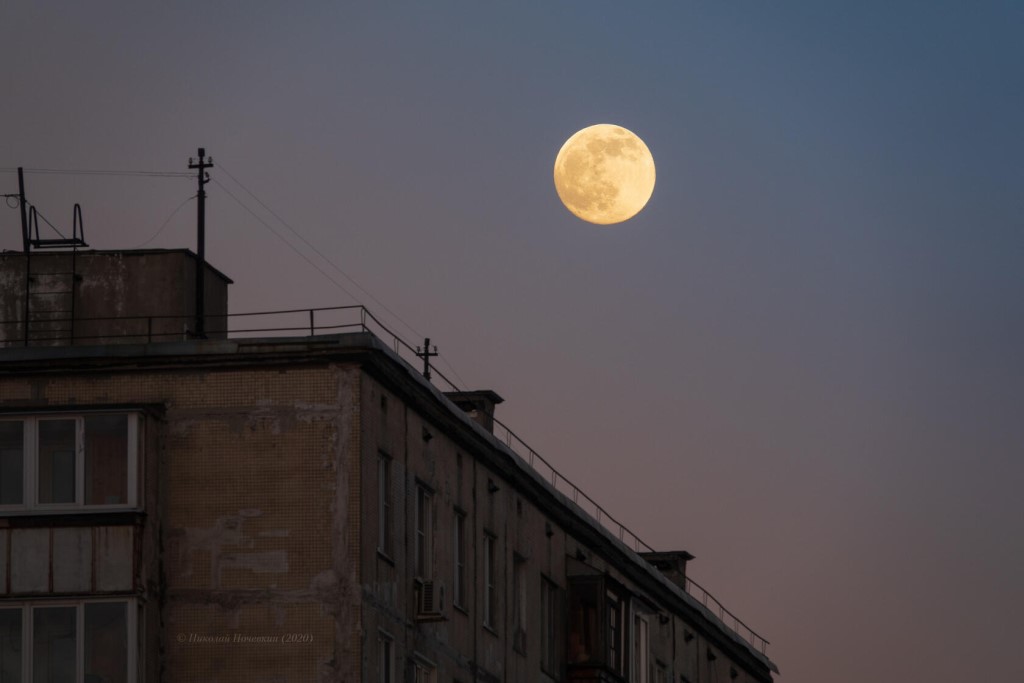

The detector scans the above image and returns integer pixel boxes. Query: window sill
[483,624,499,638]
[0,509,144,527]
[377,549,395,566]
[566,662,628,682]
[453,603,468,617]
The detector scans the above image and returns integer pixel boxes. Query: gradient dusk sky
[3,2,1022,681]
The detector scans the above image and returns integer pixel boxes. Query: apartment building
[0,249,777,683]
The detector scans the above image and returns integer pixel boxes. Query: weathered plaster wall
[0,363,360,683]
[360,372,570,683]
[355,365,768,683]
[0,250,229,345]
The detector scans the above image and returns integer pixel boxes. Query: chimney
[444,390,504,434]
[640,550,695,591]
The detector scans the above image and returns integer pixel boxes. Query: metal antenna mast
[188,148,212,338]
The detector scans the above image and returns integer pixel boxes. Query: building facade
[0,250,777,683]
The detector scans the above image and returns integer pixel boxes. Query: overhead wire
[214,162,426,338]
[1,166,192,248]
[26,203,68,240]
[0,163,471,387]
[213,162,470,389]
[210,177,365,306]
[0,167,192,178]
[133,194,196,248]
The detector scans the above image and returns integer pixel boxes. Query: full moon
[553,123,656,225]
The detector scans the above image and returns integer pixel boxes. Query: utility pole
[17,168,29,345]
[416,338,438,380]
[188,148,212,338]
[17,168,28,253]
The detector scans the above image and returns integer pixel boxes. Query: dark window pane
[85,415,128,505]
[0,422,24,505]
[541,579,558,674]
[33,606,76,683]
[378,636,392,683]
[568,579,600,665]
[415,487,432,578]
[512,556,526,652]
[608,594,621,672]
[38,420,76,504]
[378,456,391,554]
[85,602,127,683]
[454,513,466,606]
[483,535,496,627]
[0,608,21,683]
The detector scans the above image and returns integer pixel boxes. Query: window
[0,413,138,511]
[512,555,526,653]
[0,599,135,683]
[378,453,392,555]
[0,421,24,505]
[568,578,599,664]
[453,510,466,608]
[541,577,559,675]
[412,658,436,683]
[632,613,649,683]
[456,452,463,499]
[0,608,21,683]
[38,419,75,504]
[608,590,624,675]
[483,533,496,630]
[378,632,394,683]
[567,577,630,677]
[415,485,433,579]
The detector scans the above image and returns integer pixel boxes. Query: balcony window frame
[0,597,137,683]
[0,412,140,514]
[608,588,625,675]
[632,610,650,683]
[540,576,560,676]
[567,575,631,678]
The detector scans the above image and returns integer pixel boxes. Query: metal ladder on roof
[23,204,86,346]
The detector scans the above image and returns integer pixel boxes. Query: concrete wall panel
[95,526,133,591]
[52,527,92,592]
[10,529,49,593]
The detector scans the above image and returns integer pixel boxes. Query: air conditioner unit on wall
[415,580,445,622]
